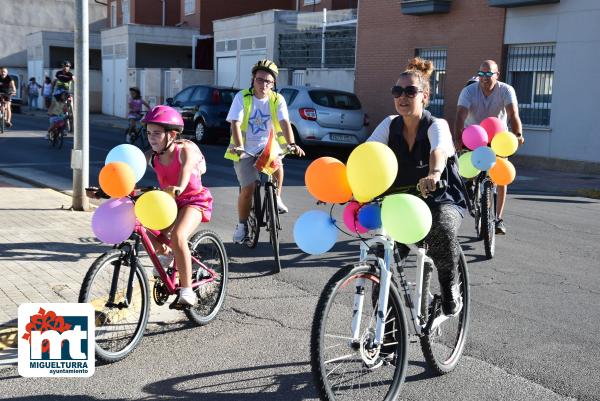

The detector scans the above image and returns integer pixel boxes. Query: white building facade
[504,0,600,165]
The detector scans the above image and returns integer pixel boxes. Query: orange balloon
[489,157,516,186]
[99,162,136,198]
[305,157,352,203]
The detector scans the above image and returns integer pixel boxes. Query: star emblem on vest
[248,109,270,135]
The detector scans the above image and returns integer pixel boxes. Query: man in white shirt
[454,60,524,235]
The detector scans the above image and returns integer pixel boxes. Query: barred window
[416,48,447,118]
[184,0,195,15]
[506,44,555,127]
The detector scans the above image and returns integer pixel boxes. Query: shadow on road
[512,196,597,204]
[0,239,106,262]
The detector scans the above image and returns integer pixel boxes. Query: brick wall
[298,0,358,12]
[133,0,180,26]
[182,1,296,33]
[355,0,505,133]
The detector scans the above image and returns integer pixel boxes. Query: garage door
[239,52,267,88]
[217,57,236,88]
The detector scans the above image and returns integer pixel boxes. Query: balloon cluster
[91,144,177,244]
[458,117,518,185]
[294,142,433,255]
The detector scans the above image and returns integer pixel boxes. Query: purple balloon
[92,198,136,244]
[462,125,488,150]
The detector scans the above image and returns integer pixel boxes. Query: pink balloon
[462,125,488,150]
[343,201,368,234]
[480,117,507,143]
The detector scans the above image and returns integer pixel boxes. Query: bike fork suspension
[374,251,393,345]
[350,278,366,342]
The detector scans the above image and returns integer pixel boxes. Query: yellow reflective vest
[224,89,288,161]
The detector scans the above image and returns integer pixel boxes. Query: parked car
[166,85,239,143]
[279,86,369,148]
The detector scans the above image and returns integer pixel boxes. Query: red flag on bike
[254,129,281,175]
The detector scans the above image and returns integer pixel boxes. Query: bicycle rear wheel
[311,264,408,401]
[184,230,228,325]
[57,129,64,149]
[420,249,470,374]
[481,180,496,259]
[265,185,281,274]
[0,112,4,133]
[244,184,261,249]
[79,249,150,363]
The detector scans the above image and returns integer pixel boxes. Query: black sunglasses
[477,71,496,77]
[391,85,422,99]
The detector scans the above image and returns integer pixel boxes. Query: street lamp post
[72,0,90,211]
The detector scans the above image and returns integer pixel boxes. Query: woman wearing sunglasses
[367,57,468,317]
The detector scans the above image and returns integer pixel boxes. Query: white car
[279,86,369,148]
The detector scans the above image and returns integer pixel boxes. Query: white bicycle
[311,185,470,401]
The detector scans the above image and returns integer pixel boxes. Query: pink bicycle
[79,187,228,363]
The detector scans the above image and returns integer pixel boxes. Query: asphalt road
[0,113,598,400]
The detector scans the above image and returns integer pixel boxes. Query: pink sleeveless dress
[152,144,213,222]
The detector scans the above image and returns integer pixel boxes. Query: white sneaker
[178,287,197,306]
[276,196,288,214]
[233,223,247,244]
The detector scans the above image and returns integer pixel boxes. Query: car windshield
[219,90,237,105]
[308,90,361,110]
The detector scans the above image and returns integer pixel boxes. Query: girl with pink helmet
[142,105,213,307]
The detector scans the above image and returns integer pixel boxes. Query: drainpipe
[321,8,327,68]
[162,0,166,26]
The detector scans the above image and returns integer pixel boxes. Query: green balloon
[458,151,480,179]
[381,194,432,244]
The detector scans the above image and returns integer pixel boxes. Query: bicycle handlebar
[85,186,178,201]
[231,145,297,159]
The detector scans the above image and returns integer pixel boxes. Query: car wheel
[291,126,306,157]
[195,120,207,143]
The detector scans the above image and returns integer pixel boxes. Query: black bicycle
[125,113,148,149]
[0,94,9,133]
[238,148,294,274]
[466,171,496,259]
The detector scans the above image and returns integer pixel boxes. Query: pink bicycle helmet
[142,105,184,132]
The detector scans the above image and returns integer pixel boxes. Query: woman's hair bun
[405,57,434,79]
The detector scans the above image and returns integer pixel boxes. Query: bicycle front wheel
[79,249,150,363]
[245,184,261,249]
[420,249,470,374]
[184,230,228,325]
[311,264,408,401]
[265,185,281,273]
[481,180,496,259]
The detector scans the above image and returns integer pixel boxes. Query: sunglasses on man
[477,71,497,77]
[391,85,422,99]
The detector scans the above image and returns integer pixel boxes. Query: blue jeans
[28,95,39,110]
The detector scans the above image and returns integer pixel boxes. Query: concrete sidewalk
[0,175,179,364]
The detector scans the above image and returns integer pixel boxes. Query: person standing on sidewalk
[27,78,42,111]
[224,59,304,244]
[42,77,53,109]
[454,59,525,235]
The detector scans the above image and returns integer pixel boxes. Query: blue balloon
[471,146,497,171]
[105,144,147,182]
[358,203,382,230]
[294,210,338,255]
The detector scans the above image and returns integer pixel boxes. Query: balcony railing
[488,0,559,8]
[401,0,452,15]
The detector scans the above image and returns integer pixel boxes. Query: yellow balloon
[491,131,518,157]
[134,190,178,230]
[346,142,398,202]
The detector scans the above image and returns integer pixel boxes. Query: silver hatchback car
[279,86,369,148]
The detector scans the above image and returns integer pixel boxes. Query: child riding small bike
[47,89,71,139]
[88,105,213,307]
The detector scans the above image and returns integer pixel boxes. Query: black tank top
[387,110,468,214]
